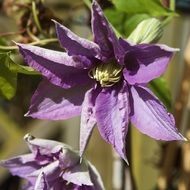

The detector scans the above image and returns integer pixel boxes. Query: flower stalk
[0,38,58,50]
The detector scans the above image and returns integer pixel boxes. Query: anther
[88,61,123,87]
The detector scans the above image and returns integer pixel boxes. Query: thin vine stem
[169,0,175,11]
[32,1,43,33]
[0,38,58,51]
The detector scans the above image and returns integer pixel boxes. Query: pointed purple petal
[17,43,92,88]
[0,154,38,178]
[130,85,186,141]
[54,20,100,58]
[95,83,129,161]
[123,44,177,85]
[91,0,125,63]
[80,87,100,157]
[34,172,49,190]
[26,79,91,120]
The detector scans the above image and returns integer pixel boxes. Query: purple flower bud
[0,134,105,190]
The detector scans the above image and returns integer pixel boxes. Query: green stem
[161,0,176,27]
[32,1,42,32]
[0,38,58,51]
[161,16,173,27]
[26,28,40,41]
[83,0,91,9]
[169,0,175,11]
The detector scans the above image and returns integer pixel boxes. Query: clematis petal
[123,43,178,85]
[130,85,186,141]
[91,0,125,63]
[119,38,134,51]
[51,181,71,190]
[17,43,93,89]
[0,154,38,178]
[62,160,93,186]
[95,83,129,161]
[54,20,100,58]
[53,145,79,169]
[34,172,49,190]
[88,162,105,190]
[26,79,91,120]
[79,87,100,157]
[30,161,61,181]
[24,134,62,154]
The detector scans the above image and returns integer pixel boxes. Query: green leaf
[105,8,150,37]
[1,53,39,75]
[9,61,40,75]
[0,53,17,99]
[149,77,172,109]
[0,52,39,99]
[104,8,126,35]
[127,18,163,44]
[112,0,175,17]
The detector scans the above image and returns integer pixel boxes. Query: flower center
[89,61,123,87]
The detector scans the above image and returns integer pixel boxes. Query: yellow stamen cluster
[89,61,123,87]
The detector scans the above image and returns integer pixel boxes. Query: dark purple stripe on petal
[26,80,91,120]
[91,0,125,64]
[130,85,186,141]
[95,82,129,161]
[53,20,101,59]
[17,43,93,89]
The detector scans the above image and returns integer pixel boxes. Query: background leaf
[104,9,150,37]
[0,52,40,100]
[112,0,175,16]
[0,53,17,100]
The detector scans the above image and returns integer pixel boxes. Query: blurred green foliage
[0,52,39,100]
[112,0,175,16]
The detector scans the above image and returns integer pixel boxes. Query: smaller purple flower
[0,134,105,190]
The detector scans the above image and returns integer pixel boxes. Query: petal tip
[178,133,187,141]
[79,150,83,158]
[24,133,35,142]
[124,157,129,166]
[79,157,83,164]
[51,19,59,25]
[183,137,188,141]
[24,111,30,117]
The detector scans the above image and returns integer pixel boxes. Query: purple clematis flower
[0,134,105,190]
[16,0,185,161]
